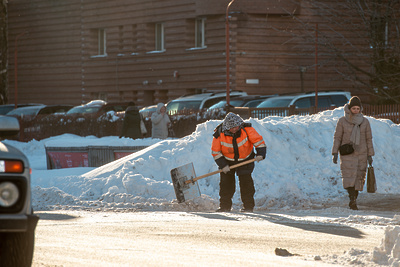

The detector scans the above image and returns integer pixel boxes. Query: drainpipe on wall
[225,0,236,109]
[14,31,28,108]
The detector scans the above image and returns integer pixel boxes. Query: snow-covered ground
[4,106,400,266]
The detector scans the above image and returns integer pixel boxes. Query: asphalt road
[31,209,385,267]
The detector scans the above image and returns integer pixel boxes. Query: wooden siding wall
[233,1,369,96]
[8,0,83,105]
[7,0,370,107]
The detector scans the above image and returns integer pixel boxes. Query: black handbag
[367,164,377,193]
[339,144,354,155]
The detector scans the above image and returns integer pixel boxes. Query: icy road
[31,209,387,267]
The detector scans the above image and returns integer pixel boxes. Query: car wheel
[0,228,36,267]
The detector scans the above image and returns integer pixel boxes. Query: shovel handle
[184,158,257,185]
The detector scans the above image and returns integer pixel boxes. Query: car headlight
[0,182,20,207]
[0,160,24,173]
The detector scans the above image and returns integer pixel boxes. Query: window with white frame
[155,23,165,51]
[195,18,206,48]
[98,29,106,55]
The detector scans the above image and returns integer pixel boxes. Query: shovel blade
[170,162,201,203]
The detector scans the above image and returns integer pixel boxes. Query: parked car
[166,91,248,114]
[65,100,129,119]
[6,104,73,121]
[208,95,277,109]
[0,115,39,266]
[0,103,44,115]
[139,105,158,120]
[204,95,277,119]
[254,91,352,118]
[257,91,351,109]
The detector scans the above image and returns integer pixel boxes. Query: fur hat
[348,96,362,109]
[222,112,244,132]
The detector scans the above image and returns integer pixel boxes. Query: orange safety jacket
[212,125,266,162]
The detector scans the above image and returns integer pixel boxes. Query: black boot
[346,187,359,210]
[349,196,358,210]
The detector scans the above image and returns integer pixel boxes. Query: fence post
[289,105,295,116]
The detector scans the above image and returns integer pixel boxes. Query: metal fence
[231,105,400,123]
[10,103,400,142]
[363,104,400,123]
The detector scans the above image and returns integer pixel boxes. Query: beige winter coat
[332,109,375,191]
[151,103,171,139]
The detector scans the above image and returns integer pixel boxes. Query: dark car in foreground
[0,115,39,266]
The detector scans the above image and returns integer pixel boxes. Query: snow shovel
[170,158,257,203]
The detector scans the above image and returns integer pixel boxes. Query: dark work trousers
[219,171,255,210]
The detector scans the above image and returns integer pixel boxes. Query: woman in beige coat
[151,103,171,139]
[332,96,374,210]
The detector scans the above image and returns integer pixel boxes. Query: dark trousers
[219,171,255,210]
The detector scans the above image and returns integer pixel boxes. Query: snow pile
[320,225,400,266]
[373,226,400,266]
[4,107,400,213]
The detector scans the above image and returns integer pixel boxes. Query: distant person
[211,112,266,212]
[332,96,374,210]
[151,103,171,139]
[120,102,147,139]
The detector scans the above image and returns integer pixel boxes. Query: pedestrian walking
[211,112,266,212]
[120,102,147,139]
[151,103,171,139]
[332,96,374,210]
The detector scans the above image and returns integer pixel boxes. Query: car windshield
[243,100,264,107]
[167,101,202,114]
[208,100,245,109]
[257,98,293,108]
[66,106,102,114]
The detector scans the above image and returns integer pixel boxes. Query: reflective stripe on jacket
[211,126,266,162]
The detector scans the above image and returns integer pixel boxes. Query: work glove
[367,156,373,165]
[332,153,338,164]
[221,165,230,174]
[255,155,264,162]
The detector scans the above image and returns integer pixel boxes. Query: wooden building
[6,0,370,107]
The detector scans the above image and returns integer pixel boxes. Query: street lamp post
[14,31,28,108]
[226,0,236,108]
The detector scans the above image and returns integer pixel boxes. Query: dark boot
[349,196,358,210]
[216,207,231,212]
[346,187,359,210]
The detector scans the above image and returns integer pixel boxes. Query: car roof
[263,91,350,101]
[7,105,72,116]
[140,105,158,111]
[6,105,45,115]
[257,91,351,108]
[231,94,276,100]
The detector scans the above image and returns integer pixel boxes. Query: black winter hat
[348,96,362,109]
